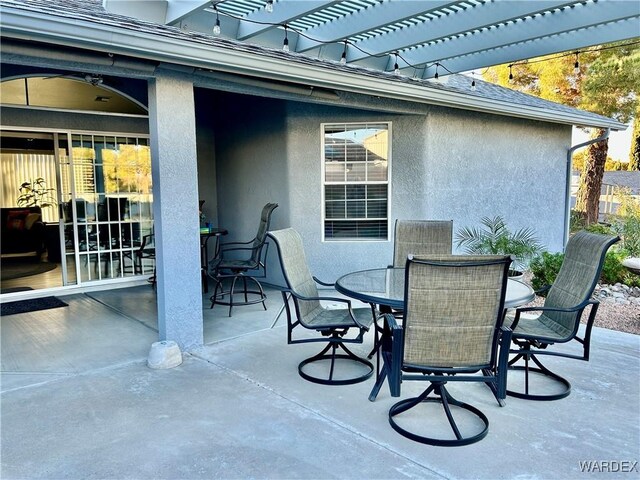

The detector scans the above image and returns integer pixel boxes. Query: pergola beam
[237,0,340,40]
[347,0,578,63]
[295,0,459,53]
[398,1,640,72]
[420,17,640,77]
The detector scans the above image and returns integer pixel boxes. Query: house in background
[0,0,634,350]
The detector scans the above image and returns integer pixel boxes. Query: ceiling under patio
[104,0,640,79]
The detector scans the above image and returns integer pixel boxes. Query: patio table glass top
[335,267,535,310]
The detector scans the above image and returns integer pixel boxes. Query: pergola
[105,0,640,78]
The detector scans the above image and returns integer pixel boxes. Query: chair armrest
[218,239,256,249]
[534,284,552,295]
[312,276,335,287]
[289,291,371,331]
[510,301,593,329]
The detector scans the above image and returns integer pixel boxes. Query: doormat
[0,296,68,316]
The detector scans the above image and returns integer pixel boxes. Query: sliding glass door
[1,129,154,292]
[61,133,154,283]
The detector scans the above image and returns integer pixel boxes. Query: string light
[574,52,580,75]
[282,25,289,52]
[394,53,400,75]
[471,79,476,91]
[265,0,273,13]
[212,4,221,36]
[340,41,347,64]
[508,64,514,83]
[434,63,439,80]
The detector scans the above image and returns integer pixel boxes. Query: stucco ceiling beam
[294,0,458,53]
[420,17,640,77]
[346,0,580,63]
[236,0,340,40]
[399,0,640,71]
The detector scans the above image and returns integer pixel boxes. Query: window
[322,123,390,240]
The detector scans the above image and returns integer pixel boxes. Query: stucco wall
[214,95,570,285]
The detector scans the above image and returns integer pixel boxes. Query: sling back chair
[392,219,453,267]
[370,254,512,446]
[507,230,619,401]
[367,219,454,359]
[209,203,278,316]
[268,228,375,386]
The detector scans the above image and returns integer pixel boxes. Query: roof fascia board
[0,7,625,130]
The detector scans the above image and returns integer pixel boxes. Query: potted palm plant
[455,216,544,278]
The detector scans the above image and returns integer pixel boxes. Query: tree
[484,42,640,224]
[629,109,640,171]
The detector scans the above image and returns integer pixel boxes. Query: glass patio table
[335,267,536,401]
[335,267,535,311]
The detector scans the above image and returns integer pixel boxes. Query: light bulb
[574,60,580,75]
[283,37,289,52]
[394,63,400,75]
[340,52,347,64]
[471,79,476,91]
[213,19,221,36]
[265,0,273,13]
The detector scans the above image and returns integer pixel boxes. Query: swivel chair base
[298,342,373,386]
[389,382,489,447]
[210,273,267,317]
[507,353,571,401]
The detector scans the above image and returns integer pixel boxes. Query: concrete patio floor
[1,284,639,479]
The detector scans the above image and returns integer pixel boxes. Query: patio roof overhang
[0,0,634,130]
[103,0,640,79]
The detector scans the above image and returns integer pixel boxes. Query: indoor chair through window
[506,230,619,401]
[209,203,278,316]
[268,227,375,385]
[370,254,512,446]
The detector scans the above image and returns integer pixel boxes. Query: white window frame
[321,121,392,242]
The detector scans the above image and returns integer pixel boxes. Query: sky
[572,124,634,162]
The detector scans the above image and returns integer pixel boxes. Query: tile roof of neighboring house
[602,171,640,195]
[0,0,627,131]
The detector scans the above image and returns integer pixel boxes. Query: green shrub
[601,250,627,285]
[530,252,564,293]
[611,188,640,257]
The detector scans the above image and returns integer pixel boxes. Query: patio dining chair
[268,227,375,385]
[367,219,453,359]
[392,219,453,267]
[506,230,619,401]
[370,254,512,446]
[209,203,278,316]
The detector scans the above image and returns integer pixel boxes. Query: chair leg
[298,336,374,386]
[388,382,489,447]
[209,273,268,317]
[507,349,571,401]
